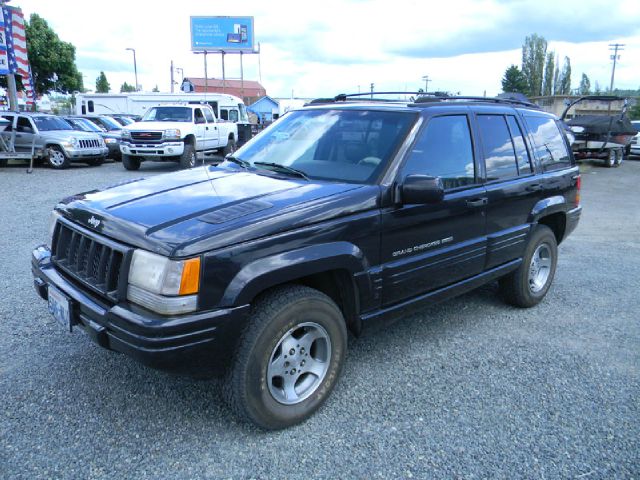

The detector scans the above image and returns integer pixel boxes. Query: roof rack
[306,92,540,109]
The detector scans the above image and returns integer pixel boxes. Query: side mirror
[399,175,445,205]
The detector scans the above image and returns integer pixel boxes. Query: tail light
[575,175,581,206]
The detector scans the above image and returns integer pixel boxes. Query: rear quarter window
[524,115,572,171]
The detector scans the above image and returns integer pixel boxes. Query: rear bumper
[31,245,250,376]
[564,206,582,240]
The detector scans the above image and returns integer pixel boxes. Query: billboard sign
[190,16,255,52]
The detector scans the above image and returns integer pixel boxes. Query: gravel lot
[1,157,638,479]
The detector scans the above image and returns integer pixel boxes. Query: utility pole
[370,82,374,99]
[608,43,624,92]
[422,75,430,93]
[170,60,174,93]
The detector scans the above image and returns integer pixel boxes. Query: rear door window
[524,115,571,171]
[203,108,215,123]
[506,116,532,175]
[477,115,518,181]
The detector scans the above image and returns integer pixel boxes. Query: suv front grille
[78,139,101,149]
[52,222,125,300]
[131,131,163,142]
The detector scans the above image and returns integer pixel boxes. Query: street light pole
[126,48,138,91]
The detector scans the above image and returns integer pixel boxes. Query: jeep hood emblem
[88,216,101,228]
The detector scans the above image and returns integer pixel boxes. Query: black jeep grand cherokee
[32,94,581,429]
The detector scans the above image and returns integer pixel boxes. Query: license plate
[48,285,72,332]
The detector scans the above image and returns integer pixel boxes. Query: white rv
[75,92,252,144]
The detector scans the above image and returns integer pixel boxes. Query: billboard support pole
[221,51,226,93]
[204,50,208,94]
[240,51,244,102]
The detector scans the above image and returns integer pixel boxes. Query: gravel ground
[1,157,639,479]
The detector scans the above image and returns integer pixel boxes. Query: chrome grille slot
[52,222,125,299]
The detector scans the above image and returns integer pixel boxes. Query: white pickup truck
[119,104,237,170]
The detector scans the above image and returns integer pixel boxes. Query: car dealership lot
[1,160,638,478]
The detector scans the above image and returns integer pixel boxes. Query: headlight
[127,250,201,315]
[164,129,181,140]
[104,138,117,144]
[69,137,78,147]
[121,129,131,138]
[48,209,62,241]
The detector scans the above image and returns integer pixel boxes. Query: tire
[615,148,623,167]
[499,225,558,308]
[179,143,197,169]
[85,157,104,167]
[604,149,615,168]
[224,285,347,430]
[47,146,71,169]
[122,154,141,171]
[222,137,236,157]
[0,159,7,168]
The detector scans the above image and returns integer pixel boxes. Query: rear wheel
[604,149,615,168]
[222,137,236,157]
[500,225,558,308]
[47,146,71,169]
[224,285,347,430]
[122,154,141,171]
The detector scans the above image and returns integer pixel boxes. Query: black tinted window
[506,116,532,174]
[477,115,518,181]
[402,115,475,189]
[525,116,571,171]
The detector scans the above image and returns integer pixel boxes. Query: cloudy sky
[15,0,640,98]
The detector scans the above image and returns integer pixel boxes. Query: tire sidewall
[243,295,346,429]
[180,144,196,168]
[122,154,140,170]
[47,146,69,169]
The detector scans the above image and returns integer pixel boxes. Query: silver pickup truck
[119,104,238,170]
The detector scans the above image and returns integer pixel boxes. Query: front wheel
[224,285,347,430]
[179,143,197,169]
[615,148,623,167]
[47,146,70,169]
[122,154,141,171]
[604,149,615,168]
[499,225,558,308]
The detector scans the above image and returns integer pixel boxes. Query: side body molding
[221,242,371,306]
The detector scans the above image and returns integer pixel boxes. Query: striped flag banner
[3,6,36,105]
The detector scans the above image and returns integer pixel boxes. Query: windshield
[67,118,102,132]
[33,116,73,131]
[141,107,193,122]
[95,116,121,130]
[231,109,416,184]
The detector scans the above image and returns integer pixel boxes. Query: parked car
[110,115,137,126]
[63,116,122,160]
[32,94,581,429]
[630,120,640,157]
[119,104,237,170]
[71,114,123,133]
[1,112,107,168]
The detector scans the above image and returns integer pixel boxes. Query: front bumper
[63,146,109,160]
[120,141,184,157]
[31,245,250,375]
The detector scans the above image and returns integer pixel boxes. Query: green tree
[24,13,83,94]
[578,74,591,95]
[521,33,547,97]
[120,81,136,93]
[501,65,528,94]
[558,57,571,95]
[542,51,555,96]
[96,71,110,93]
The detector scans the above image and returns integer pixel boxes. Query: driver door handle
[466,197,488,208]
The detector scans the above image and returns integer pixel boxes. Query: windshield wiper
[254,162,309,180]
[225,155,250,169]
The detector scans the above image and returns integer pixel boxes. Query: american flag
[2,6,36,105]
